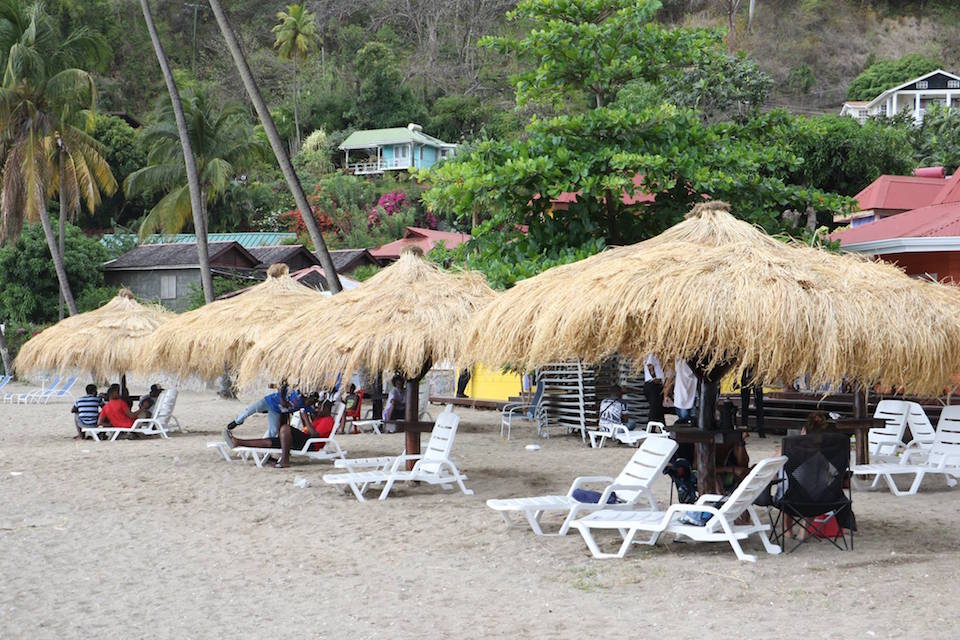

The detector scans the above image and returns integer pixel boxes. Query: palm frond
[124,162,186,199]
[138,185,193,239]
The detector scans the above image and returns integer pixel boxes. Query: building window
[949,80,960,89]
[916,80,929,89]
[160,275,177,300]
[396,144,409,159]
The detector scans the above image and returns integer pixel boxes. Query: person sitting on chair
[137,383,164,417]
[71,383,103,439]
[343,384,359,412]
[599,385,636,431]
[98,383,149,432]
[226,382,318,438]
[225,399,334,468]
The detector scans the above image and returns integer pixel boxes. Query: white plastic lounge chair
[5,374,59,404]
[487,435,678,536]
[571,455,787,562]
[83,389,184,441]
[588,420,665,449]
[868,399,909,462]
[323,405,472,501]
[905,402,937,455]
[852,405,960,496]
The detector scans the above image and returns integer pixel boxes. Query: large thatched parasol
[15,289,173,380]
[138,263,325,380]
[239,250,495,461]
[466,201,960,397]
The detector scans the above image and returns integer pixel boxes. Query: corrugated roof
[339,127,453,150]
[100,232,297,248]
[248,245,320,268]
[103,242,259,270]
[369,227,470,260]
[326,248,379,271]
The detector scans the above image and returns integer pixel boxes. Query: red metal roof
[369,227,470,260]
[853,175,946,212]
[553,174,656,208]
[835,201,960,244]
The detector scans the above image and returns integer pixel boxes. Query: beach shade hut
[239,249,496,461]
[14,289,173,386]
[137,264,325,382]
[466,201,960,440]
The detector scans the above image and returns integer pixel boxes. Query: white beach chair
[5,374,60,404]
[322,405,472,501]
[82,390,183,441]
[868,400,909,462]
[216,408,348,467]
[852,405,960,496]
[0,375,11,393]
[486,435,678,536]
[589,420,665,449]
[571,456,787,562]
[905,402,937,454]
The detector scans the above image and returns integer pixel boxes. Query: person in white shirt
[382,376,407,421]
[599,385,636,431]
[643,354,665,424]
[669,358,697,424]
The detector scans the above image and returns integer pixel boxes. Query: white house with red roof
[833,168,960,282]
[840,69,960,124]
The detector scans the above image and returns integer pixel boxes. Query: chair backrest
[906,402,936,447]
[708,456,788,532]
[780,433,851,509]
[54,376,78,396]
[869,399,908,454]
[0,375,10,390]
[332,400,347,433]
[152,389,178,425]
[929,405,960,469]
[612,435,678,503]
[40,375,61,394]
[417,405,460,475]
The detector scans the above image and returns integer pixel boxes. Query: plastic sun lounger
[486,435,677,536]
[322,405,472,502]
[852,405,960,496]
[83,390,183,441]
[587,420,665,449]
[210,407,348,466]
[5,375,60,404]
[37,375,78,404]
[571,456,788,562]
[868,399,910,462]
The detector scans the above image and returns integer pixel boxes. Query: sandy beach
[2,384,958,639]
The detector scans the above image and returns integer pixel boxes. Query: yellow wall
[464,363,525,401]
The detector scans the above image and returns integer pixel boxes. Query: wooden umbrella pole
[404,379,420,471]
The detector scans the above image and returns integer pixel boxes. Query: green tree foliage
[89,114,149,228]
[272,4,317,147]
[348,42,427,129]
[847,53,941,101]
[124,90,267,238]
[911,104,960,173]
[422,0,847,287]
[0,222,108,323]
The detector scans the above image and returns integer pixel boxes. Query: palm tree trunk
[207,0,342,294]
[39,209,78,315]
[292,56,301,154]
[139,0,214,305]
[0,322,12,377]
[58,159,66,320]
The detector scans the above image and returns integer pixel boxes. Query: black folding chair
[772,433,856,553]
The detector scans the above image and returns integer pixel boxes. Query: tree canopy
[847,53,942,101]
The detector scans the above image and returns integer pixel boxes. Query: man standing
[643,354,665,424]
[227,383,319,438]
[669,358,697,424]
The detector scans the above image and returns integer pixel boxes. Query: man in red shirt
[225,399,336,468]
[98,384,148,430]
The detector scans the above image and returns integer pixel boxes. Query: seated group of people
[71,382,165,439]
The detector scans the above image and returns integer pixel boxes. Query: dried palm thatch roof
[15,289,173,379]
[466,202,960,395]
[238,250,495,389]
[138,264,325,380]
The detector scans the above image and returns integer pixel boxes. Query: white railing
[348,158,412,174]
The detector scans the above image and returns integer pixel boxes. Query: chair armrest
[694,493,726,505]
[601,483,656,508]
[566,475,615,496]
[664,503,721,520]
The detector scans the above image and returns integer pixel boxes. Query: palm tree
[207,0,343,294]
[0,1,112,316]
[139,0,214,304]
[272,4,317,152]
[125,91,266,239]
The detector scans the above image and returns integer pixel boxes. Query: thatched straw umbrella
[138,264,325,382]
[15,289,173,383]
[239,249,495,460]
[467,201,960,415]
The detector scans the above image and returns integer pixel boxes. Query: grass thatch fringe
[238,251,495,390]
[14,289,173,379]
[137,264,325,380]
[465,202,960,396]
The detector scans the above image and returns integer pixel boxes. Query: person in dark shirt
[225,400,334,468]
[71,384,103,439]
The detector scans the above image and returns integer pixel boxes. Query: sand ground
[1,385,958,639]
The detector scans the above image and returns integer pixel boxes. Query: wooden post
[853,383,866,419]
[404,379,420,471]
[372,372,383,419]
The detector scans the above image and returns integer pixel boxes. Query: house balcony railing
[348,158,412,175]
